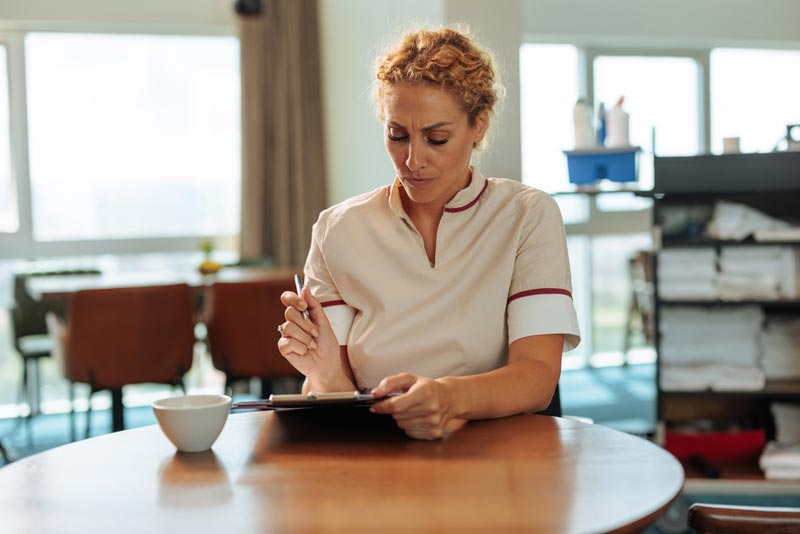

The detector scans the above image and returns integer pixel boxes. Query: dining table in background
[0,410,685,533]
[24,265,299,304]
[23,265,298,433]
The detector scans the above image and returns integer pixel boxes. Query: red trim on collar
[321,300,347,308]
[444,179,488,213]
[385,185,391,197]
[508,288,573,303]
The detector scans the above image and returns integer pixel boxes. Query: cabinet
[651,152,800,494]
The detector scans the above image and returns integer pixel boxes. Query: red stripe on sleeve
[508,288,573,303]
[321,300,347,308]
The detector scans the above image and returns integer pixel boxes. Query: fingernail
[312,329,319,338]
[310,340,317,349]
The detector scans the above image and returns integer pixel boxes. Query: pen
[294,273,310,321]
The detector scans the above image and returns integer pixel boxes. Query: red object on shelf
[665,429,766,463]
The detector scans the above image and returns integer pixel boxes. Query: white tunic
[304,168,581,389]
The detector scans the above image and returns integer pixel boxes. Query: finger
[280,290,306,311]
[392,411,438,424]
[371,373,418,398]
[370,389,426,415]
[302,288,334,330]
[280,321,317,349]
[277,336,308,356]
[281,290,318,336]
[284,306,319,338]
[403,427,440,441]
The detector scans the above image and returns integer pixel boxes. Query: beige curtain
[238,0,327,268]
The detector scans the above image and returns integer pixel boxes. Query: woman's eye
[387,128,408,142]
[428,137,449,145]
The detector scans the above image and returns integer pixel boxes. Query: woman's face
[381,83,488,211]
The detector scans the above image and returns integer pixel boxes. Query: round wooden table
[0,410,684,533]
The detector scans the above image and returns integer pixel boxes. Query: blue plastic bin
[563,147,641,185]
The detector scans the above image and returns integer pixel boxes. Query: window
[25,33,241,241]
[711,48,800,154]
[519,44,579,193]
[519,44,589,225]
[593,54,701,207]
[520,47,703,367]
[0,45,15,233]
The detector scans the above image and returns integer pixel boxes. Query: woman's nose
[405,139,427,172]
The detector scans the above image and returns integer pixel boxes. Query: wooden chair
[204,278,303,397]
[52,284,196,440]
[10,269,100,444]
[688,503,800,534]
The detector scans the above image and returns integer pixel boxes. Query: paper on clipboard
[230,391,395,411]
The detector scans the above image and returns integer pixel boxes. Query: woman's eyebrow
[387,120,453,131]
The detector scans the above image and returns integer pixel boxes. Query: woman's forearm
[439,334,563,420]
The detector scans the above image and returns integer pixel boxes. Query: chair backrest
[64,284,196,389]
[688,503,800,534]
[535,384,562,417]
[11,269,101,344]
[204,278,302,381]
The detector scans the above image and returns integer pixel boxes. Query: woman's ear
[472,111,489,146]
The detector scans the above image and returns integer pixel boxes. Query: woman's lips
[403,177,434,186]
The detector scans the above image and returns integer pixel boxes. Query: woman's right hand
[278,287,353,391]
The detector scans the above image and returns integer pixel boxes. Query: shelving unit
[652,152,800,494]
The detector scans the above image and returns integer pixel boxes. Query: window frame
[0,27,241,260]
[521,39,712,365]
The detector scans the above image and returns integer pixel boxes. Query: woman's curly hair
[374,27,503,127]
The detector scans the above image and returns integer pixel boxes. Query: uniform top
[304,168,581,389]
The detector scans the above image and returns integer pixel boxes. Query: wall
[318,0,444,204]
[523,0,800,48]
[0,0,235,33]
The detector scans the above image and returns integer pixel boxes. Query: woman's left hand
[369,373,457,440]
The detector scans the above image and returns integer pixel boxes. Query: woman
[277,27,580,440]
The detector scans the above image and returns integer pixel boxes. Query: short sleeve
[507,192,581,351]
[304,218,356,346]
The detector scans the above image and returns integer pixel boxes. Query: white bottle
[606,96,630,148]
[573,98,595,150]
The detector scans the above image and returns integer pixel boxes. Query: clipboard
[230,391,397,411]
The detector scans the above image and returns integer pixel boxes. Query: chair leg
[21,361,33,449]
[85,390,93,440]
[68,382,76,443]
[0,438,10,464]
[260,378,274,399]
[31,358,42,415]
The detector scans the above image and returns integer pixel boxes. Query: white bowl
[152,395,231,453]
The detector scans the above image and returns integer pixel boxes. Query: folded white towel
[658,282,718,300]
[658,264,717,281]
[660,340,760,367]
[759,441,800,470]
[659,364,712,391]
[721,245,786,261]
[771,404,800,445]
[709,365,766,391]
[718,272,780,301]
[660,364,765,392]
[707,201,791,241]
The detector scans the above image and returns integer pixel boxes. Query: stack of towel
[761,317,800,379]
[658,248,718,300]
[706,200,791,241]
[718,246,794,301]
[659,306,765,391]
[759,403,800,480]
